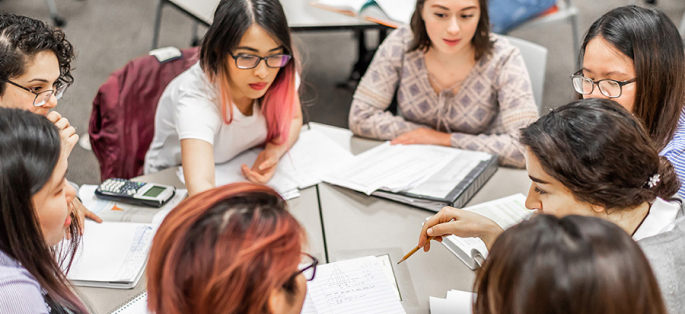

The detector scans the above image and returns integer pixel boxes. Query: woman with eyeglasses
[0,13,102,233]
[144,0,302,195]
[418,99,685,313]
[147,183,316,314]
[571,5,685,197]
[348,0,539,168]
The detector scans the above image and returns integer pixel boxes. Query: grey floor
[2,0,684,185]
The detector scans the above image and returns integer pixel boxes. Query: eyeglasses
[229,53,292,69]
[570,70,636,98]
[2,79,67,107]
[289,253,318,282]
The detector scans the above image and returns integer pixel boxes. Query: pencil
[397,236,435,264]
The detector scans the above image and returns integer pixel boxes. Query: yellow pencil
[397,236,435,264]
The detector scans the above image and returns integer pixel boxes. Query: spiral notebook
[109,291,148,314]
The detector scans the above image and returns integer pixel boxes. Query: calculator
[95,178,176,208]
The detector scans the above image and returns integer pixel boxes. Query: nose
[65,180,76,204]
[43,93,58,109]
[586,84,609,99]
[447,17,460,35]
[525,185,541,211]
[253,59,269,79]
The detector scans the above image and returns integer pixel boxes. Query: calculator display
[143,186,165,197]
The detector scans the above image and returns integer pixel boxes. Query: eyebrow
[235,46,284,53]
[27,78,50,83]
[528,175,549,184]
[431,4,449,10]
[460,6,478,11]
[581,68,629,77]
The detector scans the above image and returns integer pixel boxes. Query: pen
[397,236,435,264]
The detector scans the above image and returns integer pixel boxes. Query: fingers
[418,207,458,247]
[257,156,278,171]
[242,164,269,183]
[46,111,62,123]
[53,116,71,130]
[85,210,103,223]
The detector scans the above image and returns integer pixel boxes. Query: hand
[241,144,282,184]
[391,128,451,146]
[418,206,503,252]
[46,111,78,154]
[71,198,103,236]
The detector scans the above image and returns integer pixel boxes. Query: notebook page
[307,256,406,314]
[465,194,531,229]
[407,150,492,198]
[110,292,149,314]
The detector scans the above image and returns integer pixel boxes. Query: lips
[249,82,268,91]
[64,216,72,227]
[443,39,461,46]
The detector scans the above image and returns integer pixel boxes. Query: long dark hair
[409,0,493,60]
[147,183,306,314]
[0,13,75,95]
[580,5,685,150]
[474,214,667,314]
[200,0,297,144]
[0,108,87,313]
[520,98,679,211]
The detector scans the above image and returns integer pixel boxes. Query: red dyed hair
[146,183,306,314]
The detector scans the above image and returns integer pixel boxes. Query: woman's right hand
[418,207,504,252]
[46,111,78,154]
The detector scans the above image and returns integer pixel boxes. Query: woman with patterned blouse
[349,0,539,168]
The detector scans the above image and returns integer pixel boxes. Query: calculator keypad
[100,178,146,195]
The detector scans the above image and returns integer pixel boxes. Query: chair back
[89,47,199,180]
[504,36,548,112]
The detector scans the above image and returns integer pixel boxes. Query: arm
[0,273,50,313]
[243,94,303,183]
[348,28,424,140]
[450,46,539,168]
[181,139,215,196]
[417,206,504,252]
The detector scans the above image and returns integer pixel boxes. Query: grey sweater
[639,208,685,314]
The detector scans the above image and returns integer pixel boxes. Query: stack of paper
[178,129,353,200]
[323,142,462,195]
[429,290,475,314]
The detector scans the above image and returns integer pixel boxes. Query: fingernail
[427,228,434,235]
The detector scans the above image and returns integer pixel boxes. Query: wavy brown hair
[474,214,667,314]
[520,98,679,211]
[409,0,493,60]
[147,183,307,314]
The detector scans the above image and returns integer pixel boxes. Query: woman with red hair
[147,183,316,314]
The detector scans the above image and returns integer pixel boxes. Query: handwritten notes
[301,256,405,314]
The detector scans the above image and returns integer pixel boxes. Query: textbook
[440,194,531,270]
[311,0,416,26]
[65,187,188,289]
[372,150,498,212]
[109,291,148,314]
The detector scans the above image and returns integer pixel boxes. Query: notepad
[109,292,148,314]
[440,194,532,270]
[301,256,406,314]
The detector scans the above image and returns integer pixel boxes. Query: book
[64,187,188,289]
[311,0,416,27]
[440,194,531,270]
[109,291,148,314]
[301,256,406,314]
[372,150,498,212]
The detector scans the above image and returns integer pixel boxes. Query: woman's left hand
[391,128,451,146]
[241,144,282,184]
[66,198,102,239]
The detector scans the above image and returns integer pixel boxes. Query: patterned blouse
[349,26,539,168]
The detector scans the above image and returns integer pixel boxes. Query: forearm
[349,96,423,140]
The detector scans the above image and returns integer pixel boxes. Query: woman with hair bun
[418,98,685,313]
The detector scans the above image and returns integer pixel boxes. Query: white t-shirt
[632,197,681,241]
[144,62,268,173]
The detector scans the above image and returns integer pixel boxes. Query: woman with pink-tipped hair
[144,0,302,195]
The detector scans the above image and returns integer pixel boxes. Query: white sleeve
[174,92,222,145]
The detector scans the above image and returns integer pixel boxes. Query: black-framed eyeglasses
[570,70,636,98]
[2,79,67,107]
[289,253,318,282]
[229,53,292,69]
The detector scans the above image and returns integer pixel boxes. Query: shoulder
[381,25,416,55]
[0,255,48,313]
[486,34,521,62]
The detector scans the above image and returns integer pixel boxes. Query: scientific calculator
[95,178,176,208]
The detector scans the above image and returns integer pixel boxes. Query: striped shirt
[660,109,685,198]
[0,249,49,313]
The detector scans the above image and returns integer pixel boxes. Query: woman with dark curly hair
[0,13,101,229]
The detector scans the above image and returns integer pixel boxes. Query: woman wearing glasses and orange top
[144,0,302,195]
[147,183,317,314]
[570,5,685,197]
[348,0,539,168]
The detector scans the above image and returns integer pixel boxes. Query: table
[76,122,531,313]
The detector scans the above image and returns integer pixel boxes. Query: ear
[268,287,286,314]
[590,203,606,214]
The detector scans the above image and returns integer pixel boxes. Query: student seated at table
[418,98,684,313]
[348,0,539,168]
[474,214,667,314]
[573,5,685,197]
[147,183,316,314]
[0,13,101,229]
[144,0,303,195]
[0,108,89,313]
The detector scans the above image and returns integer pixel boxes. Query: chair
[89,47,199,180]
[508,0,580,67]
[505,36,548,113]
